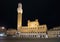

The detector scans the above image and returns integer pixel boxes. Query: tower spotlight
[2,27,5,29]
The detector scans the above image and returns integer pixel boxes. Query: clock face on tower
[28,22,39,28]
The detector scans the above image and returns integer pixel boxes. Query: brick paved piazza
[0,37,60,42]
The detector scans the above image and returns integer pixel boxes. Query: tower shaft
[17,13,22,31]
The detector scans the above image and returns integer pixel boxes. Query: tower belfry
[17,3,23,32]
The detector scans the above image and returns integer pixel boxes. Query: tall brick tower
[17,3,23,32]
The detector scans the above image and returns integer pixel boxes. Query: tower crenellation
[17,3,23,14]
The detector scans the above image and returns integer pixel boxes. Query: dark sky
[0,0,58,29]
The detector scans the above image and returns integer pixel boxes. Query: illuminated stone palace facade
[17,3,48,38]
[48,27,60,38]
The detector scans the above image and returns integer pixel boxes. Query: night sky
[0,0,58,29]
